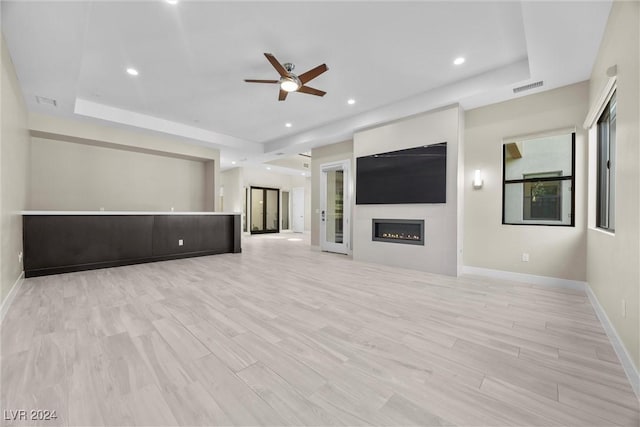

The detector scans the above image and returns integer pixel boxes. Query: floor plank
[1,233,637,426]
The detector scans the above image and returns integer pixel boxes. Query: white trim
[502,126,577,144]
[583,75,617,129]
[586,284,640,398]
[462,265,639,399]
[0,272,24,323]
[74,98,261,152]
[589,226,616,238]
[319,159,351,255]
[461,266,586,291]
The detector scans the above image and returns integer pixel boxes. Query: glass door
[243,187,248,232]
[265,189,279,232]
[320,160,350,254]
[250,187,280,234]
[250,188,264,232]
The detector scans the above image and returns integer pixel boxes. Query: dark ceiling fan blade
[278,89,288,101]
[298,64,328,84]
[264,53,288,77]
[244,79,279,84]
[298,85,326,97]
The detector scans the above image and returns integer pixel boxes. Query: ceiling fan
[244,53,328,101]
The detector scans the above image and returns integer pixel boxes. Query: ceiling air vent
[275,152,285,156]
[35,95,57,107]
[513,81,543,94]
[303,163,309,168]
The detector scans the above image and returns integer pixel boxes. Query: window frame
[522,172,563,221]
[501,132,576,227]
[596,92,616,232]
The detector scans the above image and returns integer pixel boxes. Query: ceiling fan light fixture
[280,76,301,92]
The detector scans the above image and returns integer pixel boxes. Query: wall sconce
[473,169,483,189]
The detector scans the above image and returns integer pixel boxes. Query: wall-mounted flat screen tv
[356,142,447,204]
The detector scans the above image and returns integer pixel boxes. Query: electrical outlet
[522,253,529,262]
[178,239,184,246]
[622,299,627,318]
[18,251,23,264]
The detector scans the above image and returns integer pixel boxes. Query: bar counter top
[22,210,240,216]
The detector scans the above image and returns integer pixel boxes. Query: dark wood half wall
[22,213,241,277]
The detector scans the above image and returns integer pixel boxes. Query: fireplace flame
[381,233,420,240]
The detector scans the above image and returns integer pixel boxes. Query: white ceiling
[2,1,611,171]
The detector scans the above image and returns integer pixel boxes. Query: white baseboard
[0,271,24,323]
[461,266,586,291]
[462,265,638,399]
[586,284,640,398]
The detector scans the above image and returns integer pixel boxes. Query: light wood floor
[1,233,638,426]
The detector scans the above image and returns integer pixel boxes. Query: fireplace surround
[372,219,424,245]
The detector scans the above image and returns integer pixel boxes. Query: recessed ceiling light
[347,99,356,105]
[301,172,306,176]
[266,167,272,170]
[231,161,236,165]
[166,0,178,4]
[453,57,465,65]
[285,123,292,128]
[126,68,139,76]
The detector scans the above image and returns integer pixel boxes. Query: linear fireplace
[372,219,424,245]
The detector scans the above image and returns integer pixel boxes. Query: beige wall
[30,137,207,212]
[0,35,30,305]
[29,113,221,211]
[311,140,354,247]
[353,105,462,276]
[464,82,589,281]
[586,1,640,370]
[241,167,307,192]
[220,167,243,214]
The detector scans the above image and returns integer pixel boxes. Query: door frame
[250,186,280,234]
[291,187,305,233]
[320,160,351,254]
[281,190,291,231]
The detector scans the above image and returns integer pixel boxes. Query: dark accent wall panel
[23,214,241,277]
[232,214,241,253]
[23,215,153,271]
[152,215,234,256]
